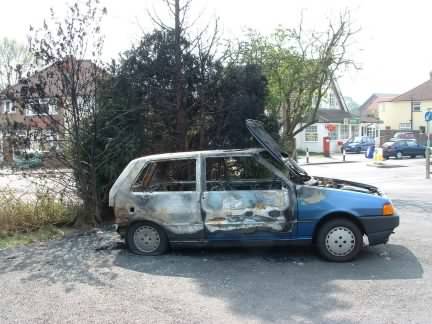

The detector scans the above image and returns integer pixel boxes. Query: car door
[397,140,408,155]
[361,138,371,151]
[405,141,418,156]
[201,154,294,240]
[406,141,423,156]
[129,158,204,241]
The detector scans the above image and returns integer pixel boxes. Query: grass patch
[0,188,79,249]
[0,189,77,234]
[0,225,72,249]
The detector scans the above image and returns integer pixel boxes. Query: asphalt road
[0,156,431,323]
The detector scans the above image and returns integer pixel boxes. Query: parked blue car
[342,136,375,153]
[109,120,399,262]
[382,140,426,159]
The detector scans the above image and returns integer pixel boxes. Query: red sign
[325,124,336,132]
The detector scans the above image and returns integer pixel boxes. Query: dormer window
[329,93,336,107]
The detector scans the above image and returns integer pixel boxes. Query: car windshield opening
[259,151,310,182]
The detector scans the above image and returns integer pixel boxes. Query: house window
[412,101,421,112]
[304,125,318,142]
[3,100,16,113]
[367,126,376,138]
[329,125,339,140]
[26,98,57,116]
[399,123,411,130]
[329,93,336,108]
[340,125,349,139]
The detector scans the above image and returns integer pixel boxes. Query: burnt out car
[109,120,399,262]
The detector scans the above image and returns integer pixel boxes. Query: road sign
[425,111,432,122]
[349,118,360,125]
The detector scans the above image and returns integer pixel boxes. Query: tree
[0,38,34,90]
[92,28,272,206]
[14,0,109,225]
[238,14,356,155]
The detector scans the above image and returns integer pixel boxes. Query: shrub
[0,189,77,234]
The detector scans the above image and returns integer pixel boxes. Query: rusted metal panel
[109,149,296,238]
[202,190,291,233]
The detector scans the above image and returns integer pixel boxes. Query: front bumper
[358,215,400,245]
[382,150,394,157]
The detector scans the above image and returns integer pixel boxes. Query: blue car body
[295,184,398,245]
[382,140,426,159]
[342,136,375,153]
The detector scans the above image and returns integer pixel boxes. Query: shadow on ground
[113,243,423,323]
[0,229,424,323]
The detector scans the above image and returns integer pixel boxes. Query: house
[378,72,432,132]
[295,80,379,153]
[359,93,397,120]
[0,58,100,161]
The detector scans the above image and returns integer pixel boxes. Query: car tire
[316,218,363,262]
[356,147,361,154]
[396,151,403,159]
[410,155,415,158]
[126,221,169,256]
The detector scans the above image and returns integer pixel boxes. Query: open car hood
[246,119,311,182]
[246,119,285,164]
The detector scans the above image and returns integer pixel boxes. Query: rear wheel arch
[312,212,365,244]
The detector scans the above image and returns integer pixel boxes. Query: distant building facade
[0,59,99,161]
[378,72,432,132]
[295,80,379,153]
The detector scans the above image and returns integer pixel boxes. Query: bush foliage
[0,189,76,234]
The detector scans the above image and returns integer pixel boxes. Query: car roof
[131,148,265,163]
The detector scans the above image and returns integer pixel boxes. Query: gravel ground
[0,157,431,323]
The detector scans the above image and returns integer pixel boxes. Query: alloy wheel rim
[325,226,356,257]
[134,225,161,253]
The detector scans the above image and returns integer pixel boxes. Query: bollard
[306,147,310,164]
[427,147,430,179]
[342,148,346,162]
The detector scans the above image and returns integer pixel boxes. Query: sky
[1,0,432,105]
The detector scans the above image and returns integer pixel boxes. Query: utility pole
[410,97,414,130]
[425,110,432,179]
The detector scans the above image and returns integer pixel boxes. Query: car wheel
[410,155,415,158]
[356,147,361,154]
[316,218,363,262]
[127,221,168,256]
[396,151,403,159]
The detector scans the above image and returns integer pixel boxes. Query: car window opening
[132,159,197,192]
[205,156,282,191]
